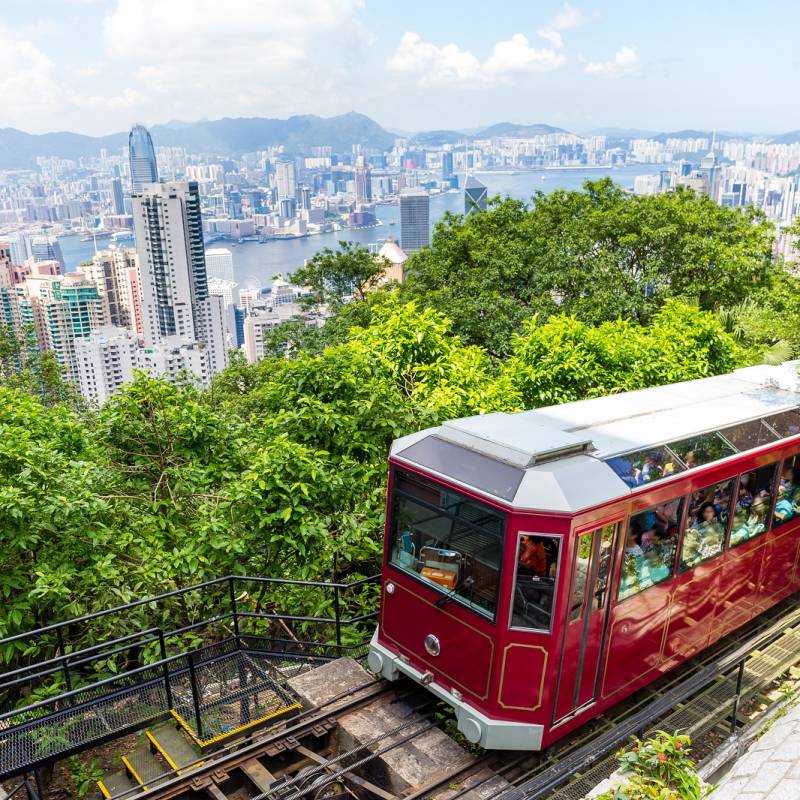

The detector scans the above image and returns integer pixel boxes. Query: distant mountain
[0,112,396,169]
[475,122,570,138]
[409,130,468,146]
[773,130,800,144]
[583,127,660,139]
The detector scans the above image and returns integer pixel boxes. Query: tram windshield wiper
[434,575,474,608]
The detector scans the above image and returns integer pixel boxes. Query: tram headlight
[424,633,441,657]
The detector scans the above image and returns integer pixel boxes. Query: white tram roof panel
[391,362,800,513]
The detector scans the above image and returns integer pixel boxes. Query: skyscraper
[132,181,228,377]
[111,177,126,215]
[30,235,65,270]
[442,151,454,179]
[400,189,430,253]
[355,156,372,205]
[464,176,488,215]
[128,124,158,192]
[276,159,297,201]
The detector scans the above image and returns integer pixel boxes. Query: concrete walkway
[712,703,800,799]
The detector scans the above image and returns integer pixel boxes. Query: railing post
[158,630,173,710]
[228,577,241,648]
[730,659,746,736]
[187,652,204,740]
[55,627,73,699]
[333,583,343,658]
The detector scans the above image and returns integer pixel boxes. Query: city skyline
[2,1,798,136]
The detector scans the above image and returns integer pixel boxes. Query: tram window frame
[567,524,616,623]
[728,461,780,548]
[509,532,563,633]
[388,468,506,621]
[617,496,685,603]
[679,476,735,572]
[773,453,800,529]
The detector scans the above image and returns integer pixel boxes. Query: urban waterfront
[59,164,659,289]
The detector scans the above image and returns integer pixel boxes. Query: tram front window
[511,534,561,631]
[389,468,505,619]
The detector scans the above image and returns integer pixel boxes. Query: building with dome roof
[375,235,408,284]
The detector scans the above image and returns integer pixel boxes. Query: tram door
[553,522,619,724]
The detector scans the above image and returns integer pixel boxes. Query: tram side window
[511,534,561,631]
[680,477,734,570]
[730,462,779,547]
[389,469,505,619]
[773,455,800,529]
[618,497,684,602]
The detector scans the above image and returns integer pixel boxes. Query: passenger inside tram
[728,462,778,545]
[618,499,683,600]
[774,458,800,526]
[513,534,560,629]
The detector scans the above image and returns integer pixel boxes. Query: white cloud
[0,26,60,126]
[388,30,565,89]
[584,46,640,77]
[101,0,365,118]
[537,3,584,49]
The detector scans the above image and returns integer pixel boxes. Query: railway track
[87,595,800,800]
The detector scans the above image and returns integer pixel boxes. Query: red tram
[367,363,800,750]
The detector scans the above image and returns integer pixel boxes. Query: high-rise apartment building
[464,176,488,215]
[276,159,297,201]
[400,189,430,253]
[128,124,158,193]
[132,181,228,377]
[75,325,139,404]
[78,248,140,330]
[21,274,106,382]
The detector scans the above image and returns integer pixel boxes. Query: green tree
[402,179,777,354]
[292,240,391,306]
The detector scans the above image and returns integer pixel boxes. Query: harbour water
[59,164,660,289]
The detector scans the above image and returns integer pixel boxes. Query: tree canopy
[401,179,777,354]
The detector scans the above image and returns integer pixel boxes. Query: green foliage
[597,732,710,800]
[402,179,777,354]
[501,300,738,408]
[292,240,390,306]
[68,756,104,798]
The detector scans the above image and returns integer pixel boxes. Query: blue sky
[1,0,798,136]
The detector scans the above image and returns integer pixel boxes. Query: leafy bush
[596,731,710,800]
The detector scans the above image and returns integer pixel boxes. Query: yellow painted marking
[170,702,302,747]
[96,780,111,799]
[121,755,148,791]
[146,729,204,774]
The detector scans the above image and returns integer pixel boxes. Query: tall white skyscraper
[132,181,229,378]
[276,159,297,201]
[400,189,430,253]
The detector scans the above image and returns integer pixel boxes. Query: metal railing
[0,573,380,780]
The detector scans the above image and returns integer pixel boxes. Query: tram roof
[391,361,800,513]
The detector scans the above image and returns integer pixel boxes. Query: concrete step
[123,741,171,790]
[146,721,203,775]
[96,771,138,799]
